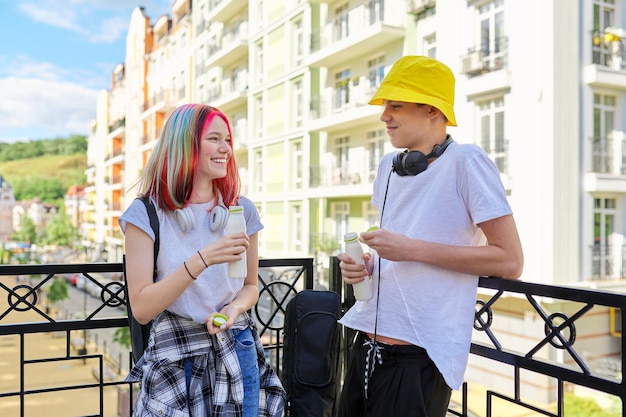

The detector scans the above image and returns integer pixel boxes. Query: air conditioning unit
[407,0,436,14]
[462,51,485,75]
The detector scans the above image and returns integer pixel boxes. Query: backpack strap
[138,196,159,279]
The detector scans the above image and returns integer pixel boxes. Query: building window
[208,76,219,101]
[367,129,386,182]
[424,34,436,58]
[334,69,351,110]
[367,0,384,24]
[592,0,617,67]
[367,56,385,94]
[334,4,350,41]
[478,97,507,173]
[362,201,379,229]
[593,93,618,174]
[292,18,304,67]
[291,141,303,190]
[255,42,264,85]
[478,0,505,70]
[179,71,186,99]
[293,79,303,128]
[331,202,350,244]
[254,149,264,193]
[290,203,303,253]
[333,136,350,185]
[254,95,264,138]
[593,198,618,279]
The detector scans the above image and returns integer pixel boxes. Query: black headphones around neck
[392,135,453,176]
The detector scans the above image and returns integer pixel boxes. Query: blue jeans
[232,327,260,417]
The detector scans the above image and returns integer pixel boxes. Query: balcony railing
[592,243,626,279]
[460,37,509,77]
[1,258,625,416]
[309,163,371,188]
[107,118,125,134]
[310,76,378,120]
[310,0,405,53]
[592,29,626,71]
[591,136,626,175]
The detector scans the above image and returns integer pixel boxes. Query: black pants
[337,332,451,417]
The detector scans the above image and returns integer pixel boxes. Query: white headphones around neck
[174,194,229,233]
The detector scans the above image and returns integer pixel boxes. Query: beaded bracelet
[197,250,209,268]
[183,261,197,280]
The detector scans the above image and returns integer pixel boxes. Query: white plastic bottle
[226,206,247,279]
[343,232,373,301]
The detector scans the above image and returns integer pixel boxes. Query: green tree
[113,327,131,349]
[13,215,37,244]
[40,211,77,247]
[0,135,87,162]
[563,394,620,417]
[12,176,66,201]
[62,135,88,154]
[47,277,69,310]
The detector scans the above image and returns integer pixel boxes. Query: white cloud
[18,1,87,36]
[0,77,97,141]
[88,15,130,43]
[0,0,174,142]
[0,55,68,81]
[18,0,173,44]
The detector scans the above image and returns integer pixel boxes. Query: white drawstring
[363,337,383,399]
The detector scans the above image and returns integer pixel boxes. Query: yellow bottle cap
[213,313,228,328]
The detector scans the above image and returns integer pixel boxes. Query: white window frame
[331,202,350,244]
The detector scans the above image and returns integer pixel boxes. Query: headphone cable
[363,168,392,410]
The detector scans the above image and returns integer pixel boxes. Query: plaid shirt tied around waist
[126,310,285,417]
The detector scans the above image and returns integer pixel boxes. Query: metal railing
[592,30,626,71]
[0,258,624,416]
[591,136,626,175]
[460,37,509,77]
[591,243,626,279]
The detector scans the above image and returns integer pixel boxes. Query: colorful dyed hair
[137,104,240,210]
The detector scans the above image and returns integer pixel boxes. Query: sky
[0,0,173,143]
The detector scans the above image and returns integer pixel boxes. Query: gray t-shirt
[119,195,263,323]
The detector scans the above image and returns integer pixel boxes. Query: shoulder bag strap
[139,196,159,280]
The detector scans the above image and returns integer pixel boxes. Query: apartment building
[83,0,626,286]
[82,0,625,403]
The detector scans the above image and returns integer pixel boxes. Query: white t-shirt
[339,141,512,390]
[119,196,263,324]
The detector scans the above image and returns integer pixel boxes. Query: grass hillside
[1,153,87,202]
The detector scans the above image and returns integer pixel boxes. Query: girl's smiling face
[197,115,232,181]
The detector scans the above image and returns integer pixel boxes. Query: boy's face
[380,101,431,151]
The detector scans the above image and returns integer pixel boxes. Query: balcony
[107,118,125,135]
[308,0,405,68]
[309,162,373,196]
[592,243,626,280]
[584,29,626,90]
[308,77,382,131]
[1,259,625,416]
[207,0,247,23]
[206,73,248,111]
[584,135,626,193]
[205,21,249,69]
[460,38,508,77]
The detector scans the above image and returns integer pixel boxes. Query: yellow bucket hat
[369,56,457,126]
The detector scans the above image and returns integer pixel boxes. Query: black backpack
[282,290,342,417]
[123,197,159,364]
